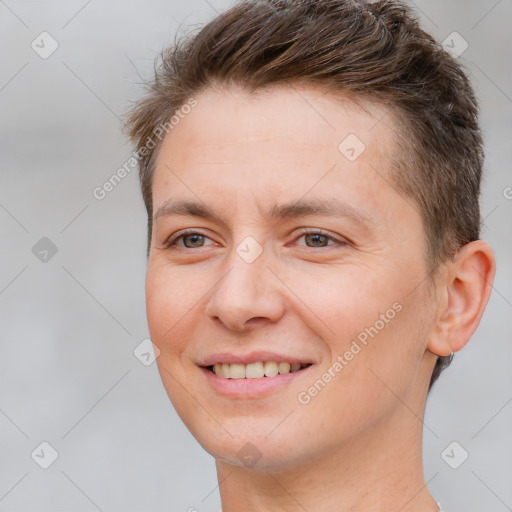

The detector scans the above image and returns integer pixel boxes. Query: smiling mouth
[207,361,313,379]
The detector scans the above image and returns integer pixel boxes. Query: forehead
[151,84,402,221]
[158,84,395,162]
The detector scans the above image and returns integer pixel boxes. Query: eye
[165,230,216,249]
[293,230,346,248]
[164,229,346,250]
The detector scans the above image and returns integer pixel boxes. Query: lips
[200,360,314,399]
[197,350,316,397]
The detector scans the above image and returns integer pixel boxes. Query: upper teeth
[212,362,309,379]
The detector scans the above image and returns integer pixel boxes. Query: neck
[215,406,439,512]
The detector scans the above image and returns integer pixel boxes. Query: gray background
[0,1,511,511]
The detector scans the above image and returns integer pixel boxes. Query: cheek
[145,265,189,361]
[287,263,425,396]
[145,266,204,428]
[295,304,423,443]
[281,262,401,349]
[145,273,168,344]
[342,292,429,402]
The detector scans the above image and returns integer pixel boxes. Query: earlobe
[427,240,496,356]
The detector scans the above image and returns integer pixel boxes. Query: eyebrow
[154,198,377,229]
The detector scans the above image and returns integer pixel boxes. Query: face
[146,85,437,470]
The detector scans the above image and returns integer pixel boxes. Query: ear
[427,240,496,356]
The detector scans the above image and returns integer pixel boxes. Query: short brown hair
[125,0,484,389]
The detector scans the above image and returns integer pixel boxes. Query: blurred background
[0,1,511,511]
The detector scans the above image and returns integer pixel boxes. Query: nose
[205,247,286,333]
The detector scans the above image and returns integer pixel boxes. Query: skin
[145,84,495,511]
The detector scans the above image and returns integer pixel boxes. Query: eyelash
[164,229,346,249]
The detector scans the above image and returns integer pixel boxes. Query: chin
[189,420,315,472]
